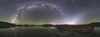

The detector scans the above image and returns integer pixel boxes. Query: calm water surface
[0,27,60,37]
[0,27,100,37]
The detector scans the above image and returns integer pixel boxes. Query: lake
[0,27,100,37]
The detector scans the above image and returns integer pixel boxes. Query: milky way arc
[11,3,64,24]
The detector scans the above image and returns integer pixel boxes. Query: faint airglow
[56,22,78,25]
[66,22,78,25]
[60,13,85,25]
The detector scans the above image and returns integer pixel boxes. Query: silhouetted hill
[90,22,100,24]
[0,21,100,28]
[42,24,54,27]
[89,22,100,27]
[0,21,15,28]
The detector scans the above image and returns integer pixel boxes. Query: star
[72,0,74,2]
[0,0,100,25]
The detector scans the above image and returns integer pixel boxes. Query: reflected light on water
[11,27,17,37]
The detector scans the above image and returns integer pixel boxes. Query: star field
[0,0,100,25]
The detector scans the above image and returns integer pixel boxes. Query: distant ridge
[0,21,15,28]
[0,21,100,28]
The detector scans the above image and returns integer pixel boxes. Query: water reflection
[0,27,60,37]
[0,27,100,37]
[11,27,17,37]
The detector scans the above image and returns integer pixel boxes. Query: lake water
[0,27,100,37]
[0,27,60,37]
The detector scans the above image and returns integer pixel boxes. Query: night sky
[0,0,100,25]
